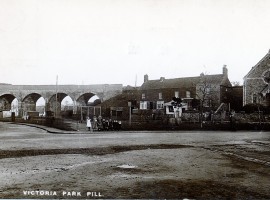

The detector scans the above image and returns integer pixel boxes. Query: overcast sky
[1,0,270,86]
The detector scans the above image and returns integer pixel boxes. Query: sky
[1,0,270,86]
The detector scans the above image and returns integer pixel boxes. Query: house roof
[244,50,270,79]
[123,85,138,91]
[140,74,230,90]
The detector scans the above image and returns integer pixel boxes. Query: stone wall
[244,51,270,105]
[0,84,123,116]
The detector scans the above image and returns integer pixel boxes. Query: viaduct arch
[0,84,122,116]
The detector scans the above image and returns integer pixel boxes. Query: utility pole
[81,106,83,122]
[128,101,132,126]
[55,75,58,118]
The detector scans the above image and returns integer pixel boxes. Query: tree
[171,97,182,107]
[231,81,241,86]
[194,73,222,127]
[195,74,219,111]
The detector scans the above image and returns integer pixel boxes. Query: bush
[242,103,270,114]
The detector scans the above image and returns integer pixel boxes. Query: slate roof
[140,74,230,90]
[244,50,270,79]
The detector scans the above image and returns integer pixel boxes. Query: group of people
[86,116,122,131]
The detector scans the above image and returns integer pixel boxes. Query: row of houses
[100,50,270,120]
[100,65,242,120]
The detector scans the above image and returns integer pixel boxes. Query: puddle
[117,164,137,169]
[109,172,138,178]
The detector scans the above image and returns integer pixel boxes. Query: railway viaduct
[0,84,122,116]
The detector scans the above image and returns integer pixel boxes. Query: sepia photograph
[0,0,270,199]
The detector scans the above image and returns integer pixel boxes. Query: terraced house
[243,50,270,106]
[100,66,234,120]
[139,66,232,115]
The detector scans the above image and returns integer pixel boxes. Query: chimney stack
[223,65,228,77]
[144,74,149,83]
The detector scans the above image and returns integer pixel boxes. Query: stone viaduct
[0,84,122,116]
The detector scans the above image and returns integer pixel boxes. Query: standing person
[109,119,113,131]
[93,116,98,131]
[86,117,92,131]
[229,110,236,131]
[102,119,106,131]
[105,119,109,131]
[118,121,122,130]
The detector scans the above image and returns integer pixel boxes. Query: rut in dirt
[0,144,192,159]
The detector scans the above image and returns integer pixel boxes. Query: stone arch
[75,93,102,119]
[36,97,46,115]
[262,69,270,84]
[76,93,98,106]
[48,92,68,114]
[61,96,73,111]
[11,98,19,116]
[22,93,42,112]
[0,94,17,111]
[88,95,101,106]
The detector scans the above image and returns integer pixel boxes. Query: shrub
[242,103,268,114]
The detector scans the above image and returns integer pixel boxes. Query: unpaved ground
[0,122,269,199]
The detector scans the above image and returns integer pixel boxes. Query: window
[140,101,148,109]
[187,101,192,109]
[112,110,123,117]
[175,91,179,98]
[159,92,162,100]
[186,91,191,98]
[157,101,164,109]
[149,102,154,109]
[142,93,145,99]
[208,99,212,107]
[205,88,210,95]
[253,94,257,104]
[168,106,174,112]
[262,70,270,83]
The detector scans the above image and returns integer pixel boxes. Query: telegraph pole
[55,75,58,118]
[128,101,132,126]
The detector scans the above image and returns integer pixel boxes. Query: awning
[164,100,175,106]
[164,101,187,107]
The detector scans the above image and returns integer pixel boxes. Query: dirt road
[0,122,269,199]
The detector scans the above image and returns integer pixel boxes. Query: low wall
[0,117,75,131]
[234,113,266,123]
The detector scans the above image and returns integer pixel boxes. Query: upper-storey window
[175,91,179,98]
[186,91,191,98]
[262,70,270,83]
[159,92,162,100]
[205,88,211,95]
[142,93,145,99]
[253,93,257,104]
